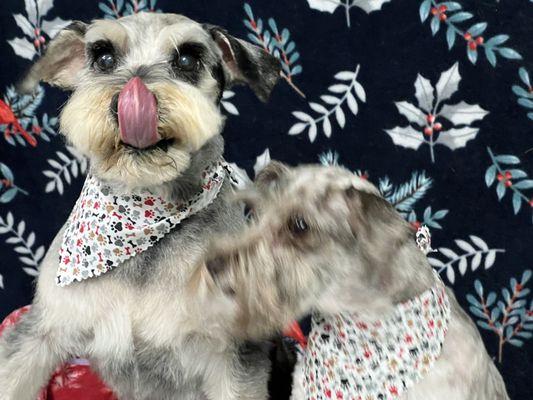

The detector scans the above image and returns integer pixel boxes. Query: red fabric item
[0,306,117,400]
[283,320,307,349]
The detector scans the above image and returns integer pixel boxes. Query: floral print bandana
[302,275,451,400]
[57,162,227,287]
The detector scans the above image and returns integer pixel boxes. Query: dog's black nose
[205,256,227,277]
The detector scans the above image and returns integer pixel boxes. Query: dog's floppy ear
[19,21,87,93]
[204,25,281,102]
[255,161,290,192]
[344,187,411,243]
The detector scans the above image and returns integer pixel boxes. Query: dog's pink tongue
[118,77,160,149]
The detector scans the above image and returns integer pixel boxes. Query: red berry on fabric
[33,39,41,48]
[426,114,435,123]
[431,7,438,15]
[505,171,512,179]
[497,173,504,181]
[469,41,477,50]
[476,36,484,45]
[434,122,443,131]
[39,36,45,44]
[424,127,433,136]
[439,5,447,12]
[464,32,472,40]
[439,13,447,21]
[505,180,512,187]
[515,284,523,292]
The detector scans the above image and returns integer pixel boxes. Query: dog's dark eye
[96,53,115,71]
[176,54,199,71]
[90,40,116,72]
[172,43,205,75]
[288,215,309,236]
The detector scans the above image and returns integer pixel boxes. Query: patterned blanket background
[0,0,531,397]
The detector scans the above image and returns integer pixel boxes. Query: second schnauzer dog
[0,13,281,400]
[200,163,510,400]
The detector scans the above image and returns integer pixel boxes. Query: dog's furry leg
[202,344,270,400]
[0,309,67,400]
[289,354,305,400]
[484,362,510,400]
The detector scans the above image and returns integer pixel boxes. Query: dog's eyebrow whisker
[169,35,180,55]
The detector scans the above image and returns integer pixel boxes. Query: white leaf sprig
[289,65,366,143]
[43,146,88,195]
[429,235,505,284]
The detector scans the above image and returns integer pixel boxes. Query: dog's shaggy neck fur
[331,240,438,318]
[163,135,224,201]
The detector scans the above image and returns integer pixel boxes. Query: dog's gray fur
[201,163,510,400]
[0,12,280,400]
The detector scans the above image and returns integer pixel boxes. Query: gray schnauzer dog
[0,12,281,400]
[198,162,510,400]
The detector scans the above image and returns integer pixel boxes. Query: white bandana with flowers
[57,162,227,286]
[302,276,451,400]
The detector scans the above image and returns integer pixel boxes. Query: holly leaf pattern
[414,74,435,113]
[385,62,488,162]
[307,0,391,27]
[440,101,489,125]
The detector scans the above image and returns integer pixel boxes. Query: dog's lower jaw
[92,134,224,200]
[90,143,192,192]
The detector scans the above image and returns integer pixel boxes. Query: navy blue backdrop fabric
[0,0,532,397]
